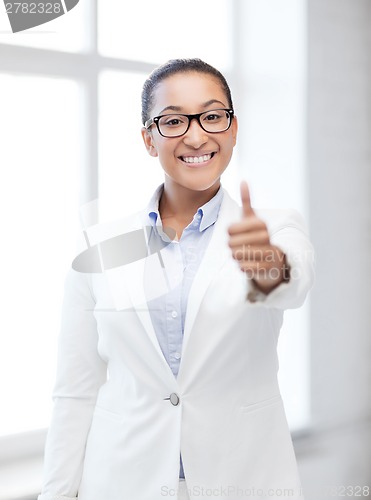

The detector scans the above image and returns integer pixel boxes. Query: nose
[182,118,208,148]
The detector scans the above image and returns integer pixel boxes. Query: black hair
[141,58,234,125]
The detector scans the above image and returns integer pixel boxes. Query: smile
[179,152,215,164]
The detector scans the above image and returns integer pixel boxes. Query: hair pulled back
[141,58,234,125]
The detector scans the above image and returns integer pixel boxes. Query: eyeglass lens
[157,109,231,137]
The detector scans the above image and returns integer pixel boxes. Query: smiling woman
[38,58,314,500]
[141,61,238,214]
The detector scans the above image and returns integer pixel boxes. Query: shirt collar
[146,183,224,235]
[198,185,224,231]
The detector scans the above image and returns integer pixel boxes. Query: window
[0,74,81,436]
[98,0,232,70]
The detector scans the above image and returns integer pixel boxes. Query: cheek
[156,140,178,161]
[157,147,172,163]
[219,137,235,156]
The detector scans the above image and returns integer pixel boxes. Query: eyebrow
[159,99,227,115]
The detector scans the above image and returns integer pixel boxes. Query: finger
[228,217,266,235]
[239,260,271,272]
[241,180,255,218]
[238,260,277,277]
[230,245,275,261]
[237,260,264,278]
[228,230,270,248]
[238,260,283,284]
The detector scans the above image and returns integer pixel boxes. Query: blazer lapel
[86,211,174,377]
[105,252,178,384]
[181,190,239,356]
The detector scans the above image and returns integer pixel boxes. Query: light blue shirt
[144,184,224,479]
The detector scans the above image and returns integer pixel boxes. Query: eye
[203,110,224,122]
[166,119,181,126]
[160,115,186,128]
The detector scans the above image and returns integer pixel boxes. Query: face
[141,71,238,193]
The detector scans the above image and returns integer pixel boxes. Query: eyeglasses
[144,108,234,138]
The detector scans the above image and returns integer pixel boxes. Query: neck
[159,177,221,222]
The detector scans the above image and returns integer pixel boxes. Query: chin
[177,176,221,193]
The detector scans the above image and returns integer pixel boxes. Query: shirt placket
[164,241,184,378]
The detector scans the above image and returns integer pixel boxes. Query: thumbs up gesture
[228,181,290,294]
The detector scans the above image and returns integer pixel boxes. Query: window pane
[98,0,232,71]
[0,1,90,53]
[99,70,164,222]
[0,74,81,436]
[278,304,311,431]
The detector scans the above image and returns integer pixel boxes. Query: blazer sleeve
[246,208,315,309]
[38,268,107,500]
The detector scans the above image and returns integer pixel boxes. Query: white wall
[297,1,371,498]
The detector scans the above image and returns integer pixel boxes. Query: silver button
[171,310,178,319]
[170,393,180,406]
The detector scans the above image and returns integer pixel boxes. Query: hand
[228,181,290,294]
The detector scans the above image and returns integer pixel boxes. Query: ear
[231,115,238,147]
[141,127,158,157]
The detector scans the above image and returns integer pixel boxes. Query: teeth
[182,154,212,164]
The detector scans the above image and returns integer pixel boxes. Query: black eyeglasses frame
[144,108,235,138]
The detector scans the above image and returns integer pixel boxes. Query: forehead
[152,72,227,114]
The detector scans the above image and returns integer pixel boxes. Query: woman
[38,59,314,500]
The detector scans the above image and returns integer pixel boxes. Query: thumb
[240,180,254,217]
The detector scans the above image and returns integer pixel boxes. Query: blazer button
[170,393,180,406]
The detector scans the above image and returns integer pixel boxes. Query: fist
[228,181,290,294]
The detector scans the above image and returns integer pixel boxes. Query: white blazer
[38,188,314,500]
